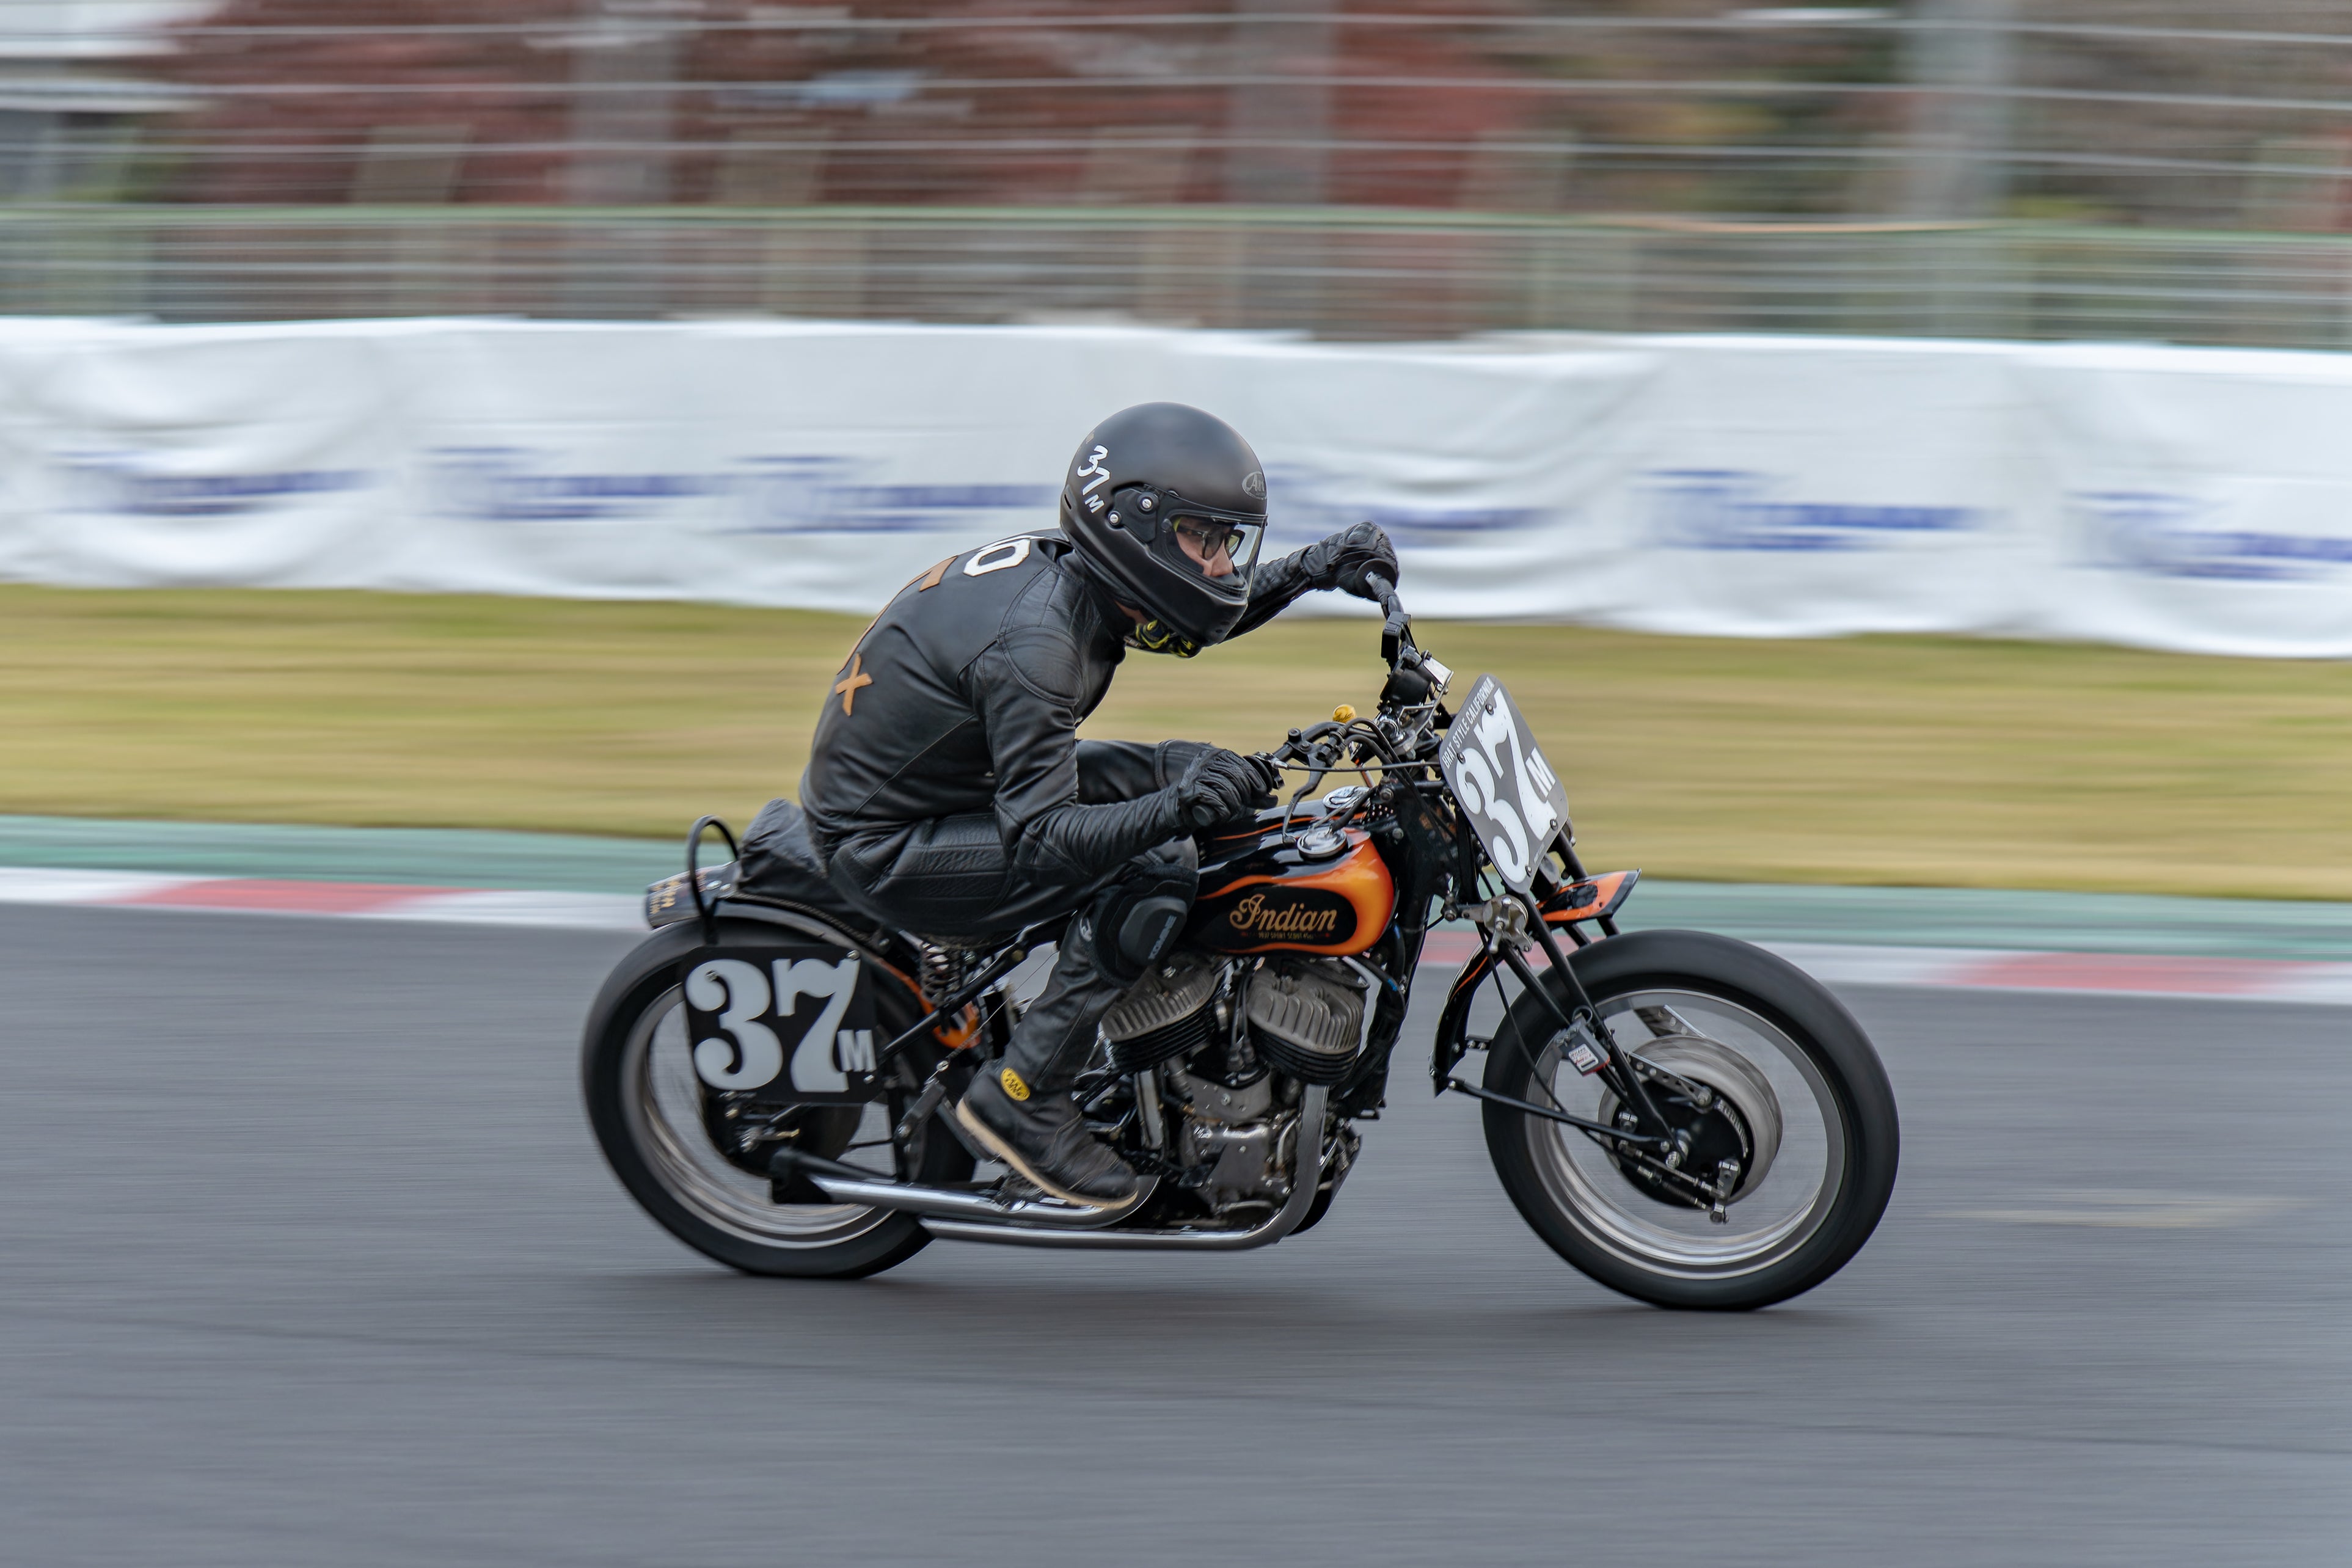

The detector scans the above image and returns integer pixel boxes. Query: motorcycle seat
[732,797,886,937]
[643,798,893,948]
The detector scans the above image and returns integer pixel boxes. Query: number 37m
[685,956,871,1093]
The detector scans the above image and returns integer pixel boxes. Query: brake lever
[1367,572,1413,668]
[1382,605,1413,663]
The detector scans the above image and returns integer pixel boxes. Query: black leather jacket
[800,533,1320,883]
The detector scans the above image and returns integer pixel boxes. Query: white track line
[0,867,206,903]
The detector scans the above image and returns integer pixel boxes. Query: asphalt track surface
[5,906,2347,1567]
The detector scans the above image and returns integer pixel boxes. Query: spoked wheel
[1481,930,1897,1310]
[583,931,970,1279]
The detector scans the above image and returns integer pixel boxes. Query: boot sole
[954,1101,1141,1212]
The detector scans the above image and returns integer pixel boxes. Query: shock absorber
[918,943,968,1008]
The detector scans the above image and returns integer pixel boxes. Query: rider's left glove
[1175,748,1282,829]
[1300,521,1399,603]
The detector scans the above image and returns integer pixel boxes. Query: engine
[1244,956,1369,1084]
[1098,950,1221,1075]
[1096,953,1369,1214]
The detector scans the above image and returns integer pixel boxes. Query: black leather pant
[826,740,1205,1093]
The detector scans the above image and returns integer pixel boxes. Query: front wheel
[1481,929,1898,1310]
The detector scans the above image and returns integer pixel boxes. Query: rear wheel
[583,928,970,1279]
[1481,930,1897,1310]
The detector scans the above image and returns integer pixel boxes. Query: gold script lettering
[1226,892,1340,938]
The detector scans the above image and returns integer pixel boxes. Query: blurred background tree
[127,1,2352,226]
[12,3,2352,336]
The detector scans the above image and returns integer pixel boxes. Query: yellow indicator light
[1332,704,1356,724]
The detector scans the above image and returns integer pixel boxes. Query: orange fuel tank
[1185,824,1397,958]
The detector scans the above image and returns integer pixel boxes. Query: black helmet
[1057,403,1268,652]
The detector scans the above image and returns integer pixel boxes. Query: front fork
[1428,855,1677,1152]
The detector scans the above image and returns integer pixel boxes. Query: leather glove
[1175,748,1281,829]
[1296,521,1399,603]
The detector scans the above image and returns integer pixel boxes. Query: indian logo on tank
[1191,887,1362,952]
[1227,892,1340,939]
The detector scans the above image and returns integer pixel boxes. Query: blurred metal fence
[15,5,2352,342]
[8,203,2352,347]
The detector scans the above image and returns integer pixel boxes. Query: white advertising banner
[2014,344,2352,658]
[0,319,408,590]
[4,318,2352,657]
[1592,336,2031,640]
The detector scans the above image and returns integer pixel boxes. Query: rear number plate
[678,946,882,1104]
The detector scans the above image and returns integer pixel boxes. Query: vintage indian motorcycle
[582,578,1899,1310]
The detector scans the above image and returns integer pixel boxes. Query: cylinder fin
[1244,957,1366,1085]
[1101,951,1221,1074]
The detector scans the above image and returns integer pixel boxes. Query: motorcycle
[582,576,1898,1309]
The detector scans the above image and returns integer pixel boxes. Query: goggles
[1112,486,1265,582]
[1168,514,1261,568]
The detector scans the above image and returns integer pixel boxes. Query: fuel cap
[1295,825,1348,860]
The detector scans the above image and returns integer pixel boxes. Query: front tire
[1481,930,1897,1310]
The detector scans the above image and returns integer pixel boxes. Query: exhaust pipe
[768,1147,1150,1231]
[773,1084,1328,1250]
[921,1085,1329,1252]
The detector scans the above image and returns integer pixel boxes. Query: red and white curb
[8,867,2351,1005]
[1761,940,2352,1007]
[0,867,642,931]
[1387,932,2352,1006]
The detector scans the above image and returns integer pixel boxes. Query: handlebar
[1262,568,1448,789]
[1362,570,1452,715]
[1365,571,1412,669]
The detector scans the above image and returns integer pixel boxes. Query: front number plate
[677,945,882,1104]
[1438,674,1572,893]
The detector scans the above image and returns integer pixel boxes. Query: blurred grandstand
[7,1,2352,341]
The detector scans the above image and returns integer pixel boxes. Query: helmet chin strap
[1123,617,1202,658]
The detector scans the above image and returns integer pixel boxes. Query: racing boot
[954,882,1156,1209]
[956,1067,1138,1209]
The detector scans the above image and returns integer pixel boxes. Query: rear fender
[577,908,940,1107]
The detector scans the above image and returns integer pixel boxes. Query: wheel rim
[619,986,898,1249]
[1519,988,1846,1281]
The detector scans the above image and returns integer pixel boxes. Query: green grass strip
[4,583,2348,902]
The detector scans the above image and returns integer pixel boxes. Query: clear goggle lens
[1168,515,1258,564]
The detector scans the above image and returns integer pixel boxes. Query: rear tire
[583,922,970,1280]
[1480,930,1897,1310]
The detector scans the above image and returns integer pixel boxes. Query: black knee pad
[1088,844,1200,986]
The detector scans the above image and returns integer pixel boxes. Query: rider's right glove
[1297,521,1400,603]
[1176,748,1282,829]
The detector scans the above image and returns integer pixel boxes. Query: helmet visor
[1163,511,1265,585]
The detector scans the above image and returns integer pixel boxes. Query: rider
[800,403,1397,1208]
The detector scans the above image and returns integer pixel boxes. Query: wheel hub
[1596,1034,1784,1211]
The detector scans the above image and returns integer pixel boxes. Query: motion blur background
[9,0,2352,893]
[6,10,2352,1564]
[8,1,2352,341]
